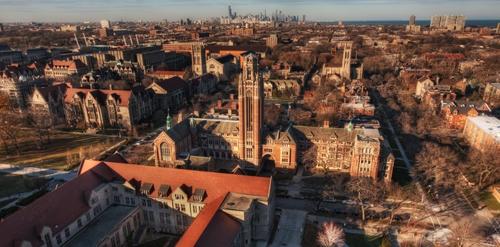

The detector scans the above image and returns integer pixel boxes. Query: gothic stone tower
[238,53,263,167]
[191,42,206,76]
[341,41,352,80]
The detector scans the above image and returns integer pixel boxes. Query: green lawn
[480,191,500,211]
[0,129,123,170]
[0,173,48,198]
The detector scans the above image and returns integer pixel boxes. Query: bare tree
[0,92,24,155]
[463,148,499,190]
[346,177,387,223]
[317,221,345,247]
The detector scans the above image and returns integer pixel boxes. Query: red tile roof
[0,164,119,247]
[79,160,272,201]
[0,161,271,247]
[64,88,134,107]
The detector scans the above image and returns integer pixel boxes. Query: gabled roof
[79,160,272,202]
[64,88,134,107]
[0,163,119,247]
[149,76,187,93]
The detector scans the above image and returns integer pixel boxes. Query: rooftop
[64,205,137,247]
[467,116,500,142]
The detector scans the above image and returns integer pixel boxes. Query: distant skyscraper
[228,5,232,18]
[302,15,306,24]
[0,23,4,33]
[100,19,111,29]
[409,15,416,25]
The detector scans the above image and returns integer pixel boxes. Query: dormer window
[140,183,154,195]
[192,188,206,202]
[159,184,171,198]
[174,194,184,200]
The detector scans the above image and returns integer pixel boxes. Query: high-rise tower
[341,41,352,80]
[238,53,263,168]
[191,42,206,76]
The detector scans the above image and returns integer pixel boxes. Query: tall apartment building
[266,34,278,48]
[0,160,275,247]
[463,116,500,152]
[409,15,416,25]
[431,15,466,31]
[100,19,111,29]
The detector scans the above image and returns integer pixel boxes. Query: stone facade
[153,53,393,181]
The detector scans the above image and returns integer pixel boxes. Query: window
[77,218,83,228]
[56,235,62,244]
[44,233,53,247]
[125,197,130,204]
[114,196,120,203]
[64,228,70,238]
[142,199,146,206]
[160,143,170,161]
[159,213,165,224]
[193,206,198,214]
[130,198,135,205]
[86,212,91,222]
[147,200,152,207]
[148,211,154,222]
[180,204,186,212]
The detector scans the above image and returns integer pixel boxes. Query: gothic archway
[261,154,276,172]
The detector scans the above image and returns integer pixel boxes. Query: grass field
[0,173,48,198]
[0,129,123,170]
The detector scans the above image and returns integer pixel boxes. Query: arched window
[160,143,170,161]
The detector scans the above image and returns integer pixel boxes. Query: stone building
[0,64,45,109]
[191,42,207,76]
[64,86,153,133]
[153,53,394,181]
[29,84,68,126]
[44,59,88,81]
[206,54,238,81]
[483,82,500,107]
[321,41,363,80]
[0,159,275,247]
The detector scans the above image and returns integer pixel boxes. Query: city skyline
[0,0,499,22]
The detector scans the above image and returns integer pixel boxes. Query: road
[269,209,308,247]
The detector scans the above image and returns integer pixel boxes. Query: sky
[0,0,499,22]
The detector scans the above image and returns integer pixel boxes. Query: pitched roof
[151,76,187,93]
[64,88,134,107]
[0,163,119,247]
[79,161,272,202]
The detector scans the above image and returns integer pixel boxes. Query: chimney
[323,120,330,128]
[109,84,112,90]
[228,108,232,116]
[194,110,200,117]
[210,107,215,114]
[217,99,222,108]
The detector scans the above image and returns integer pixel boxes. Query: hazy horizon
[0,0,499,22]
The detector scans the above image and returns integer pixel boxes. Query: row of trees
[0,93,54,155]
